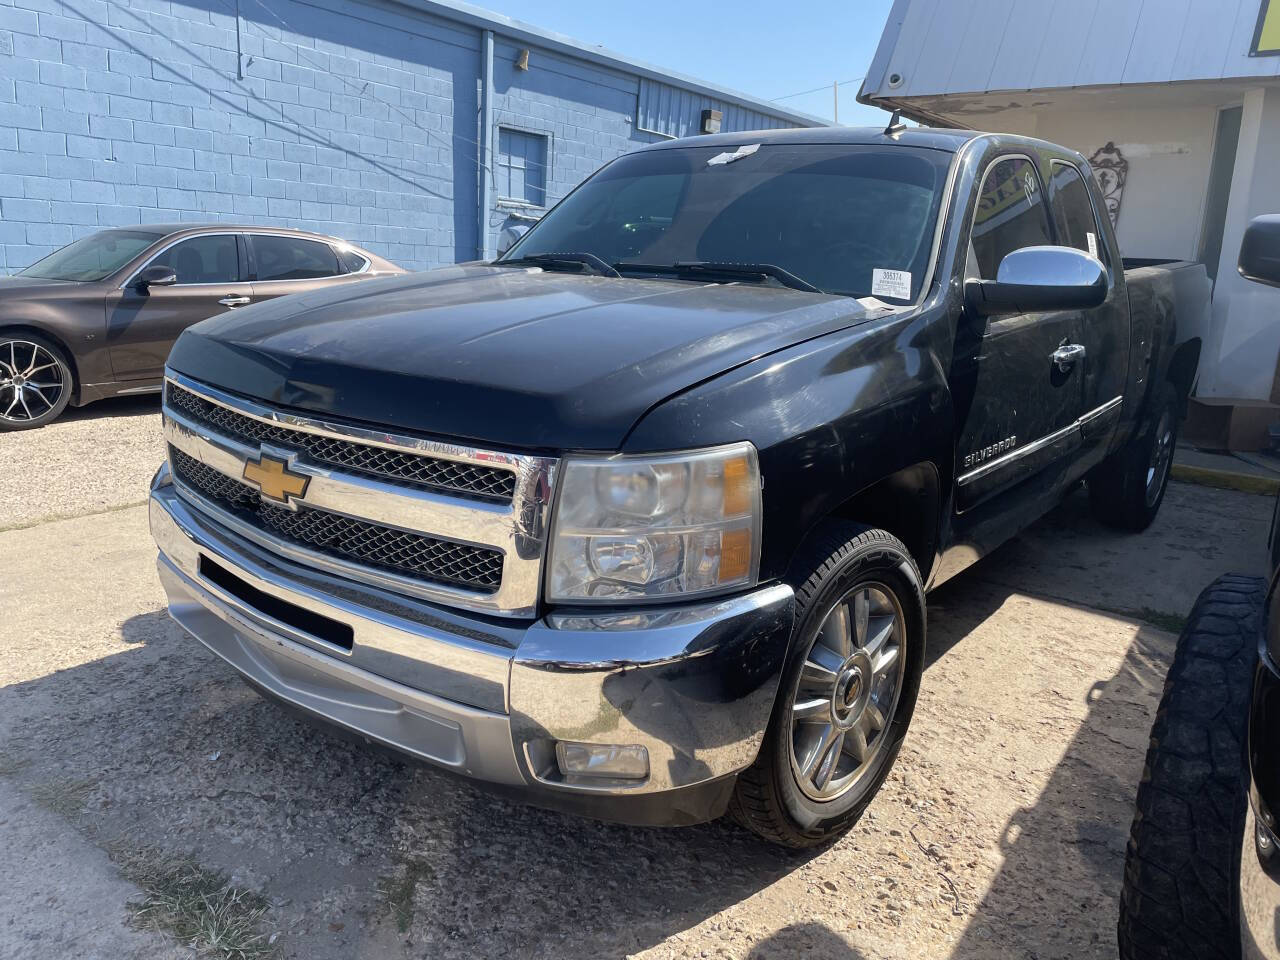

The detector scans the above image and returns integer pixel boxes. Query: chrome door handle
[218,296,251,307]
[1052,343,1086,371]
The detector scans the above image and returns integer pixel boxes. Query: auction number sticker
[1086,232,1098,258]
[872,268,912,300]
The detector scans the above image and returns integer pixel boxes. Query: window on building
[1199,105,1243,283]
[970,156,1051,280]
[496,128,548,206]
[1048,161,1106,264]
[251,235,340,281]
[150,234,240,284]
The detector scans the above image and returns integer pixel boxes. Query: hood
[167,265,884,450]
[0,275,81,296]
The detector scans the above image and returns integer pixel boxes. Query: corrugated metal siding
[863,0,1280,101]
[636,78,800,138]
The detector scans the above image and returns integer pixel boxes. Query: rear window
[505,143,952,302]
[252,235,340,281]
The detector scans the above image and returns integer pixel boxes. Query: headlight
[547,442,761,603]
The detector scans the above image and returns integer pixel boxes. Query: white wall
[981,104,1221,263]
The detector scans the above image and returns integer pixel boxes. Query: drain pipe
[477,29,494,261]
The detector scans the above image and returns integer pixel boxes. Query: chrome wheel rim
[1144,409,1174,507]
[0,340,65,424]
[788,582,906,802]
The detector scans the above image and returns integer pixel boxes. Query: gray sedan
[0,225,402,430]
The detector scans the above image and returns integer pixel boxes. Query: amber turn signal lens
[719,527,751,582]
[722,456,752,516]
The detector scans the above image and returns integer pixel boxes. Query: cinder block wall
[0,0,806,273]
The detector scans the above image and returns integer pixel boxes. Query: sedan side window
[252,235,341,281]
[970,157,1051,280]
[149,235,240,284]
[1048,161,1108,265]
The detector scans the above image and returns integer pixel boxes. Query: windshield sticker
[1086,232,1098,258]
[706,143,760,166]
[871,268,912,300]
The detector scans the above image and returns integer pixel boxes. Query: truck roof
[637,125,1075,159]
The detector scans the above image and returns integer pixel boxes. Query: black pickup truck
[150,127,1207,847]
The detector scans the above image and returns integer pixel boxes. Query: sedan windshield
[502,143,952,302]
[17,229,165,282]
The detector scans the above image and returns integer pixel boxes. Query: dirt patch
[0,474,1269,958]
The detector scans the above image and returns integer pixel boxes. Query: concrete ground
[0,398,1271,959]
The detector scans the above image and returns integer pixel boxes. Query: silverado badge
[242,453,309,507]
[963,436,1017,470]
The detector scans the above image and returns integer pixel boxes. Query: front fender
[622,308,953,583]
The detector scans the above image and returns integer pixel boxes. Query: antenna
[884,110,907,137]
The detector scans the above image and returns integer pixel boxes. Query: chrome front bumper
[150,468,795,824]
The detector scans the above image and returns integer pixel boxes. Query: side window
[150,235,239,284]
[1048,161,1107,264]
[252,235,341,281]
[970,157,1051,280]
[496,128,549,206]
[335,247,369,274]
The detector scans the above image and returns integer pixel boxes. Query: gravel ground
[0,409,1270,959]
[0,395,162,531]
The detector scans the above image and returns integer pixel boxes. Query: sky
[472,0,898,126]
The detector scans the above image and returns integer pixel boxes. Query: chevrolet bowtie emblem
[242,453,309,507]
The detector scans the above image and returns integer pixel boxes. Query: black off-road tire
[1089,381,1180,532]
[1117,574,1265,960]
[0,330,74,431]
[729,522,926,848]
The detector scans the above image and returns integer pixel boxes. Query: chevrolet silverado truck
[150,127,1207,847]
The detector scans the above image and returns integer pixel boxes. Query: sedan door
[247,233,362,304]
[105,233,251,381]
[948,156,1086,523]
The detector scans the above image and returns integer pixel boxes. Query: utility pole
[833,80,839,125]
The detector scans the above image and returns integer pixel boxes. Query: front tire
[1088,381,1179,531]
[0,333,73,431]
[730,523,925,848]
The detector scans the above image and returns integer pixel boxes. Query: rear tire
[1089,381,1179,532]
[729,523,925,848]
[0,332,73,431]
[1117,574,1263,960]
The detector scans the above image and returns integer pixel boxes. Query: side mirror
[496,220,533,257]
[1238,215,1280,288]
[964,246,1107,317]
[132,264,178,289]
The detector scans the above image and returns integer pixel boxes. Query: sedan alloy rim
[0,340,65,423]
[788,582,906,802]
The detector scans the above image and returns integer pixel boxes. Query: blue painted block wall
[0,0,805,273]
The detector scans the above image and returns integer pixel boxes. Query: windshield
[17,229,165,282]
[503,143,952,301]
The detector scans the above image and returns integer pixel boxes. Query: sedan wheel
[0,337,72,430]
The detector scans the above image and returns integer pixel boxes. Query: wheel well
[827,462,941,583]
[1165,337,1201,410]
[0,324,80,400]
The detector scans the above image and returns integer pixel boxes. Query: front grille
[166,382,516,503]
[170,446,504,593]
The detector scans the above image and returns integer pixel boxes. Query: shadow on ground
[58,394,160,423]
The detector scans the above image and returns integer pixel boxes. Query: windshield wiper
[614,260,822,293]
[497,252,620,278]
